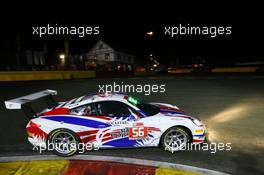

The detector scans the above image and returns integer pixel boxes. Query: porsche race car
[5,90,207,156]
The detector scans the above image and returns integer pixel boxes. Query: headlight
[191,118,203,126]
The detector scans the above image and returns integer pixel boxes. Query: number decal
[129,127,148,139]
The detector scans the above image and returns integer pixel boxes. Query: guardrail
[168,68,193,74]
[168,67,263,74]
[0,71,95,81]
[211,67,258,73]
[134,71,157,76]
[0,67,263,81]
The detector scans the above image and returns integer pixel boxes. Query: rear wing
[5,89,58,119]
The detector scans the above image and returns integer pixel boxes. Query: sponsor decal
[133,122,144,127]
[195,129,204,133]
[110,128,129,138]
[106,120,128,126]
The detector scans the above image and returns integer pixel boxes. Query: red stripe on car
[77,130,99,136]
[27,121,48,138]
[42,108,69,116]
[102,137,113,142]
[81,135,96,143]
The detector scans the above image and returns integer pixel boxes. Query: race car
[5,90,207,156]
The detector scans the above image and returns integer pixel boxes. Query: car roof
[62,93,128,109]
[83,93,127,102]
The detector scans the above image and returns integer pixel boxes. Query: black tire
[47,129,80,157]
[160,126,190,152]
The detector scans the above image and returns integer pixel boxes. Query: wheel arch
[47,128,81,142]
[159,125,193,146]
[46,127,82,157]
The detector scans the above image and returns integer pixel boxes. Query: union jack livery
[5,90,207,156]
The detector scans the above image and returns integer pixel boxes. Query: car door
[69,101,160,148]
[93,100,150,148]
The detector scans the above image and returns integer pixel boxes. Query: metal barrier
[0,71,95,81]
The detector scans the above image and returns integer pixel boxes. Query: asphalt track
[0,75,263,175]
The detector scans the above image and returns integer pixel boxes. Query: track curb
[0,155,230,175]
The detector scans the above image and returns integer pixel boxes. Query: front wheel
[48,129,80,157]
[161,127,190,153]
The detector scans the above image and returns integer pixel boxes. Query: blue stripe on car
[137,110,148,117]
[103,137,137,147]
[193,134,205,137]
[160,109,185,115]
[42,116,111,128]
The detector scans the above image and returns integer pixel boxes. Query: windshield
[127,96,160,116]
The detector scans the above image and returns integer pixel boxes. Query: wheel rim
[51,131,77,154]
[164,129,188,151]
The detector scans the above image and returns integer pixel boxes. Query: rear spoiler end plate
[4,89,58,119]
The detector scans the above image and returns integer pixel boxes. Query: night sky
[1,1,263,66]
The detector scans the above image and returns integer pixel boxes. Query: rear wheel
[48,129,80,157]
[161,127,190,152]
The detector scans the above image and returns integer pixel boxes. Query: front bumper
[192,126,208,143]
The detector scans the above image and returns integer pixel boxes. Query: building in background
[25,50,47,70]
[1,36,48,71]
[1,37,136,71]
[82,40,135,72]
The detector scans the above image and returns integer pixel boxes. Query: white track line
[0,155,230,175]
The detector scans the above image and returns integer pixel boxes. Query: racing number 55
[129,127,148,139]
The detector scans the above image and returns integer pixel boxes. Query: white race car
[5,90,207,156]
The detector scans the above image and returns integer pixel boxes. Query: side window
[94,101,131,117]
[70,103,97,116]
